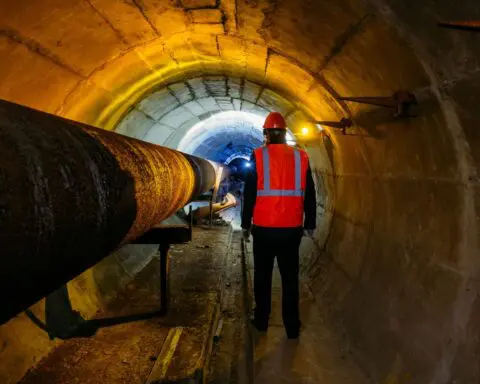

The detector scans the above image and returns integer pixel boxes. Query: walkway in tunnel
[16,224,368,384]
[19,226,240,384]
[244,241,368,384]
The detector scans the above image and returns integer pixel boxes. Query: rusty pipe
[0,99,223,324]
[193,193,238,219]
[438,20,480,31]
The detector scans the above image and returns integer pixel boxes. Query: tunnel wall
[305,4,480,383]
[0,0,480,383]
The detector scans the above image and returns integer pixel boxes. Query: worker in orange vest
[241,112,317,339]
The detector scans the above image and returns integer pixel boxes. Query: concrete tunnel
[0,0,479,383]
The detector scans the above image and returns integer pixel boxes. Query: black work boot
[250,318,268,332]
[285,321,302,339]
[286,328,300,339]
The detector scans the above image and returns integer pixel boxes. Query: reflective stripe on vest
[257,147,304,197]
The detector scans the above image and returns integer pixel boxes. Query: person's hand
[242,229,251,243]
[303,229,314,238]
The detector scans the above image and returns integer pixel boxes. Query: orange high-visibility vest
[253,144,309,228]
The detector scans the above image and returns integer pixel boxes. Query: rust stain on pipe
[84,128,199,244]
[438,20,480,31]
[0,99,221,324]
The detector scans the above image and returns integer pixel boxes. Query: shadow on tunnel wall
[322,134,335,170]
[352,95,439,140]
[24,284,163,340]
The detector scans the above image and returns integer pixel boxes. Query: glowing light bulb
[302,127,309,135]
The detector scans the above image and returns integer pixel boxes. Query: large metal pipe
[192,193,238,220]
[0,99,224,324]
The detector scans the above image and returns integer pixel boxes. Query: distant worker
[241,112,316,339]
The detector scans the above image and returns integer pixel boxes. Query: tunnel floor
[19,226,367,383]
[243,242,368,384]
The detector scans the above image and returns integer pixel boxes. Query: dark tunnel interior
[1,0,480,383]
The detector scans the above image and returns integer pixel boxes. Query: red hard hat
[263,112,287,129]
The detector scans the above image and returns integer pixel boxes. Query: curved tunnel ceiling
[115,76,299,162]
[1,0,480,383]
[176,111,264,162]
[176,111,295,163]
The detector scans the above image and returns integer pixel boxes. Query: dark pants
[252,226,302,333]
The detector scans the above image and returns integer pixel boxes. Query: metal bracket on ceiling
[316,118,353,135]
[337,91,418,119]
[438,20,480,31]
